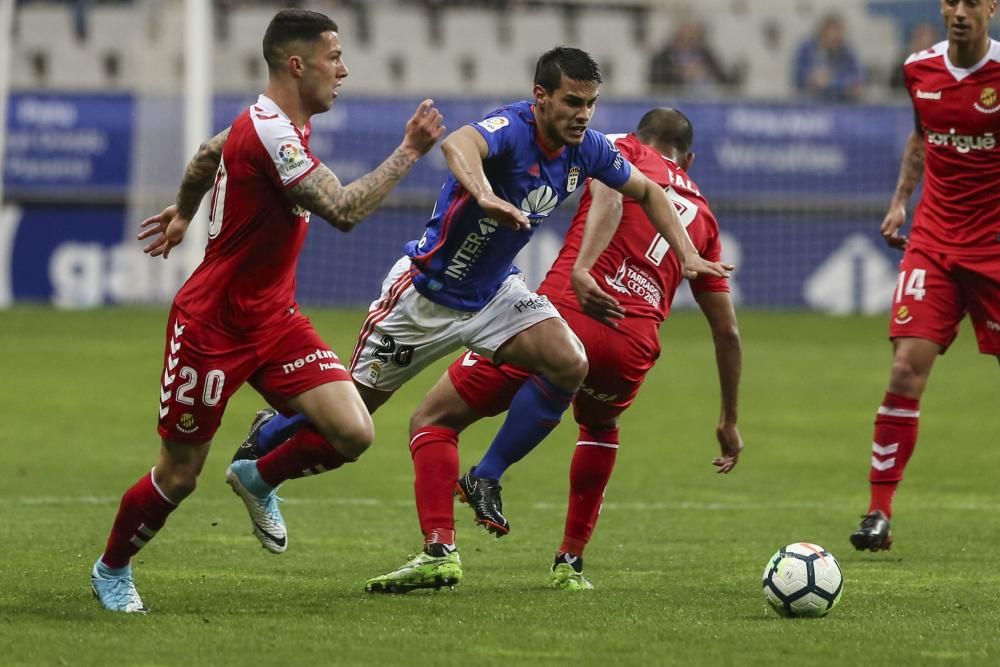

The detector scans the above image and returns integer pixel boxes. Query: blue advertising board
[2,93,912,311]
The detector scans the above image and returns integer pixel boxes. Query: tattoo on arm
[175,127,231,218]
[286,145,420,231]
[893,130,925,205]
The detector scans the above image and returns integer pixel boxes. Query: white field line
[11,496,1000,512]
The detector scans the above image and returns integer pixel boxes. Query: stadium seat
[216,7,275,93]
[509,7,570,85]
[440,7,518,95]
[13,3,99,89]
[575,9,643,97]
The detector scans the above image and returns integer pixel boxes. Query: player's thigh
[955,255,1000,355]
[350,265,466,392]
[410,367,488,433]
[251,314,366,440]
[565,311,657,428]
[157,306,259,443]
[445,350,530,418]
[888,247,965,351]
[286,381,374,451]
[463,276,582,375]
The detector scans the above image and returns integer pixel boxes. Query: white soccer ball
[761,542,844,618]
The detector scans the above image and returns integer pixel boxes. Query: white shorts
[349,256,562,391]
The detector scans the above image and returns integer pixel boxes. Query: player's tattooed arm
[175,127,231,220]
[287,99,445,231]
[572,180,625,325]
[286,151,415,231]
[138,127,230,259]
[881,127,924,249]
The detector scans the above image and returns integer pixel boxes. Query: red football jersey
[904,39,1000,257]
[539,133,729,339]
[173,94,320,334]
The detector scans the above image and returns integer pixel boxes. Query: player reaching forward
[416,108,743,589]
[231,48,732,592]
[850,0,1000,551]
[89,9,444,613]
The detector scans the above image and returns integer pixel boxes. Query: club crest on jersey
[567,166,581,193]
[520,185,558,219]
[477,117,509,133]
[974,87,1000,113]
[894,305,913,325]
[177,412,199,434]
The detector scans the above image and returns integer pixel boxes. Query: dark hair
[262,9,339,71]
[533,47,602,92]
[636,107,694,153]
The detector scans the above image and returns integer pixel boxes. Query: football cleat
[231,408,278,463]
[91,560,149,613]
[850,510,893,551]
[364,544,463,594]
[550,553,593,591]
[226,460,287,554]
[455,467,510,537]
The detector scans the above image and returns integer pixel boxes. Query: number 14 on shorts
[895,268,927,303]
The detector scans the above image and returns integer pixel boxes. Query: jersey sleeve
[469,108,519,159]
[584,130,632,189]
[252,116,320,190]
[690,224,730,294]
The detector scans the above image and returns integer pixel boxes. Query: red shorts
[888,246,1000,355]
[156,305,352,442]
[448,307,660,426]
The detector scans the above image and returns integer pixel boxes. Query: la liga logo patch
[277,143,302,164]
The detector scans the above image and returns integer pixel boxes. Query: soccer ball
[761,543,843,618]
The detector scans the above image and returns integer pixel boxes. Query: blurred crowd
[10,0,948,100]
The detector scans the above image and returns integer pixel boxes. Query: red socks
[256,426,350,488]
[410,426,459,547]
[560,426,619,557]
[101,468,177,569]
[868,392,920,518]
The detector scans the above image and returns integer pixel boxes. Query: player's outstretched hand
[712,422,743,474]
[477,193,530,231]
[682,254,733,281]
[880,202,908,250]
[138,205,190,259]
[401,99,446,157]
[572,267,624,327]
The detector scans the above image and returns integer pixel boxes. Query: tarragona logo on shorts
[925,128,996,153]
[282,348,343,374]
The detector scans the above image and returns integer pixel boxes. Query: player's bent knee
[889,356,928,393]
[155,468,198,502]
[331,420,375,459]
[547,347,588,389]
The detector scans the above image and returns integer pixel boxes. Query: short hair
[262,9,339,71]
[533,47,602,92]
[636,107,694,154]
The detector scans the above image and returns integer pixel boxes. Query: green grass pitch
[1,306,998,666]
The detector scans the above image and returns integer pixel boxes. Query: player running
[850,0,1000,551]
[233,48,732,592]
[408,108,743,590]
[90,9,444,613]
